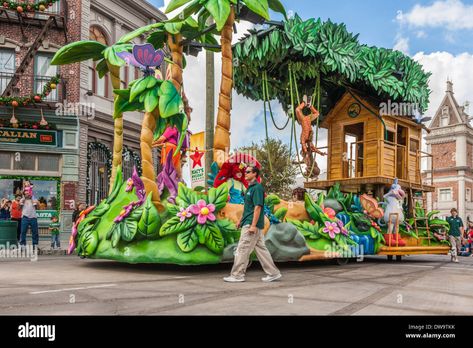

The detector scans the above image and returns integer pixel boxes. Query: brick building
[0,0,166,236]
[424,81,473,221]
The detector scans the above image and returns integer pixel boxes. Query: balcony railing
[0,72,66,103]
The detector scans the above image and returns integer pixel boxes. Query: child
[49,214,61,249]
[0,198,11,220]
[23,180,34,199]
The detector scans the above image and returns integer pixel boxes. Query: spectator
[446,208,464,263]
[19,192,40,251]
[11,195,22,241]
[49,214,61,249]
[72,203,86,224]
[0,198,11,220]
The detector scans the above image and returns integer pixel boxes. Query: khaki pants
[449,235,461,257]
[230,225,280,279]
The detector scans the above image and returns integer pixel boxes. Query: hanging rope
[262,71,274,174]
[262,71,290,131]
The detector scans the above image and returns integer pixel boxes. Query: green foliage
[216,219,240,245]
[239,138,297,200]
[273,207,288,221]
[158,80,183,117]
[106,167,123,204]
[137,194,162,238]
[233,14,431,113]
[160,216,197,237]
[51,41,106,65]
[176,182,198,207]
[289,219,321,240]
[207,184,229,211]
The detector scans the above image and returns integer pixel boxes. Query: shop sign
[0,128,57,146]
[37,210,57,219]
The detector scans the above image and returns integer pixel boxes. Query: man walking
[224,166,281,283]
[20,192,40,251]
[446,208,464,263]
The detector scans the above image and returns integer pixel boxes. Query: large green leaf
[138,194,161,237]
[177,228,199,252]
[111,224,122,247]
[117,23,161,44]
[160,216,197,236]
[268,0,286,19]
[103,44,132,67]
[208,184,229,211]
[305,193,325,222]
[121,220,138,242]
[130,76,150,102]
[243,0,270,20]
[176,182,198,207]
[51,41,106,65]
[203,223,225,254]
[204,0,231,31]
[79,228,99,257]
[106,167,123,204]
[174,113,189,156]
[166,0,193,13]
[216,219,240,245]
[158,80,182,118]
[144,88,159,113]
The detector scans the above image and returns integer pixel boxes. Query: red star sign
[190,148,204,168]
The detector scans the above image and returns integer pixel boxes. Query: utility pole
[205,19,215,185]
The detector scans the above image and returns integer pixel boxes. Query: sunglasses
[245,170,254,174]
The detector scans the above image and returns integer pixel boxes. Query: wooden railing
[341,139,432,184]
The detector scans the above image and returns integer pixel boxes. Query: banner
[0,128,57,146]
[189,132,206,189]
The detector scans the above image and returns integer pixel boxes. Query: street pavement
[0,254,472,315]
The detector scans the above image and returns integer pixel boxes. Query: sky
[149,0,473,180]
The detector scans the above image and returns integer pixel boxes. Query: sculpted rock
[265,223,310,262]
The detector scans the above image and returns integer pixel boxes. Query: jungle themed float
[52,0,450,265]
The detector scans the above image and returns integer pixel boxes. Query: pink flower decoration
[189,199,216,224]
[323,221,340,239]
[323,207,336,219]
[176,207,192,222]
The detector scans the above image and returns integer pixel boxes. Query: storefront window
[38,154,60,172]
[0,152,11,169]
[0,179,15,200]
[32,180,58,210]
[13,153,36,171]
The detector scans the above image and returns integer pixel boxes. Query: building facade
[0,0,82,235]
[0,0,166,237]
[424,81,473,221]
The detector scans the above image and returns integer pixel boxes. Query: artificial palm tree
[165,0,286,166]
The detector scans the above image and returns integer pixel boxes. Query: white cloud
[413,51,473,118]
[393,36,410,54]
[415,30,427,39]
[397,0,473,30]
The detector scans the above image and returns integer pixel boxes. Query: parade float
[51,0,450,265]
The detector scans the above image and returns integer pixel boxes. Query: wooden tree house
[305,91,435,203]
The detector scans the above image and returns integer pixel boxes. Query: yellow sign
[189,132,206,189]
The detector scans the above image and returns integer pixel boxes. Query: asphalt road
[1,254,472,315]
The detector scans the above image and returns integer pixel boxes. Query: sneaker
[223,276,245,283]
[453,259,459,263]
[262,273,282,282]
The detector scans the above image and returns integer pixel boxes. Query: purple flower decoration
[117,44,164,76]
[337,220,349,236]
[114,167,146,223]
[323,221,341,239]
[176,207,192,222]
[189,200,216,225]
[157,151,183,204]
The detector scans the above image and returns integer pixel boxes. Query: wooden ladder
[409,187,431,246]
[2,16,55,97]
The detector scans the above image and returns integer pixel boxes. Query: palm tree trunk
[167,33,183,93]
[141,108,163,212]
[213,6,235,167]
[107,63,123,192]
